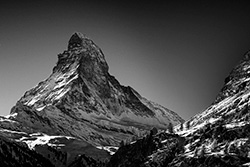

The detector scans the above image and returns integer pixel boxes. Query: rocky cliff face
[0,32,183,166]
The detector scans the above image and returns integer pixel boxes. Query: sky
[1,1,250,120]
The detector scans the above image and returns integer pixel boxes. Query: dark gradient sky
[1,1,250,120]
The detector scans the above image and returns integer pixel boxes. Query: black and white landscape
[1,31,250,167]
[1,1,250,167]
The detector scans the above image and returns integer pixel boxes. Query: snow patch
[54,74,78,89]
[242,162,250,166]
[19,133,75,150]
[96,146,119,155]
[225,122,246,129]
[0,117,17,123]
[0,128,27,135]
[36,106,46,111]
[230,138,248,147]
[47,143,66,147]
[22,62,79,107]
[25,97,40,106]
[4,113,18,119]
[55,87,71,100]
[130,141,136,144]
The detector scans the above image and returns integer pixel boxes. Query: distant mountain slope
[186,51,250,128]
[170,50,250,166]
[109,51,250,167]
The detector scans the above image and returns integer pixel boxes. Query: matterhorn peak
[13,32,183,149]
[54,32,109,75]
[19,32,109,110]
[68,32,89,50]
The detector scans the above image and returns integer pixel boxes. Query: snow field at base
[18,133,75,150]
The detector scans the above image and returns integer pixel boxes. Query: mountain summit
[68,32,87,49]
[68,32,92,49]
[0,32,183,165]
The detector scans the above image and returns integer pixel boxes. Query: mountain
[12,32,183,145]
[0,32,183,166]
[109,51,250,167]
[2,32,250,167]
